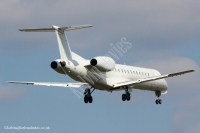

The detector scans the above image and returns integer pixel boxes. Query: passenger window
[124,70,126,73]
[130,71,132,74]
[121,69,123,73]
[127,70,129,73]
[118,69,120,72]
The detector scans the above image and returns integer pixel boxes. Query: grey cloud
[134,57,199,94]
[0,0,200,55]
[0,81,26,102]
[1,0,199,96]
[172,96,200,133]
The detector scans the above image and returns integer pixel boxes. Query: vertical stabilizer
[53,25,72,61]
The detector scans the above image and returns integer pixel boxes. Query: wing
[8,81,90,88]
[113,69,194,88]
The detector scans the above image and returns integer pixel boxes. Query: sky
[0,0,200,133]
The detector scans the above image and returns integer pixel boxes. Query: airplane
[8,24,194,104]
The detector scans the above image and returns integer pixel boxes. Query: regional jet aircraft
[8,25,194,104]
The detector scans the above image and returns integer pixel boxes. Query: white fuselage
[57,59,168,92]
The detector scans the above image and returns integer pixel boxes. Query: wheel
[122,94,126,101]
[126,93,131,101]
[158,99,162,104]
[84,96,88,103]
[88,96,93,103]
[155,99,159,104]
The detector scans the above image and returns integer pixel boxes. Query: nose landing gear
[155,91,162,104]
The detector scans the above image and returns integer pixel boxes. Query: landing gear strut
[155,91,162,104]
[84,88,95,104]
[121,86,131,101]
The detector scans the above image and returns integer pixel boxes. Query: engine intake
[90,59,97,66]
[50,60,66,74]
[51,61,58,69]
[51,61,66,69]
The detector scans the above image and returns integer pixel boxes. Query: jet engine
[50,60,66,74]
[90,56,115,71]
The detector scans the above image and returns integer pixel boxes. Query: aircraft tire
[84,96,88,103]
[122,94,126,101]
[155,99,159,104]
[126,93,130,101]
[88,96,93,103]
[158,99,162,104]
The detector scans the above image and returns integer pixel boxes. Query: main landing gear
[155,91,162,105]
[122,86,131,101]
[84,88,95,104]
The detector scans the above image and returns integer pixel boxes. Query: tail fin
[53,25,72,61]
[19,24,92,61]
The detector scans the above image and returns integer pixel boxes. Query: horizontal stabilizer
[19,25,92,32]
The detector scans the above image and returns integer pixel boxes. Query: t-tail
[19,24,92,62]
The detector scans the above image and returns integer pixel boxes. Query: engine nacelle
[50,59,65,74]
[90,56,115,71]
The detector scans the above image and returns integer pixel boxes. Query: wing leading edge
[8,81,90,88]
[113,69,194,88]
